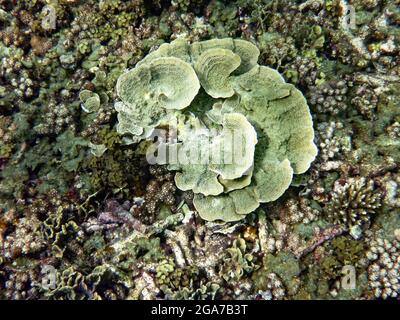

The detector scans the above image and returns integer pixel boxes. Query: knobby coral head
[114,38,318,222]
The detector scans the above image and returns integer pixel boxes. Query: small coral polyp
[115,38,318,222]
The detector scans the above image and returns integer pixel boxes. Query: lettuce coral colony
[115,38,318,221]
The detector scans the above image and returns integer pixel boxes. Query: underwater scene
[0,0,399,301]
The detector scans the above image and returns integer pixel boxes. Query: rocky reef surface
[0,0,399,300]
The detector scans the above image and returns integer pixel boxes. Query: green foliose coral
[114,38,318,222]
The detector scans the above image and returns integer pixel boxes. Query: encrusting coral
[114,38,318,222]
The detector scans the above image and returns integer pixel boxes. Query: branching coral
[278,197,320,226]
[114,38,317,221]
[307,79,350,115]
[140,165,178,224]
[2,213,45,259]
[34,101,77,135]
[315,121,352,165]
[366,236,400,299]
[1,267,41,300]
[325,177,382,229]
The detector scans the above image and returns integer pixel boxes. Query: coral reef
[0,0,399,301]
